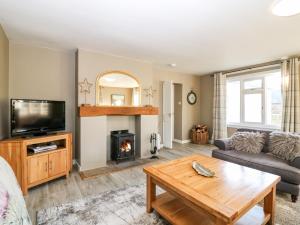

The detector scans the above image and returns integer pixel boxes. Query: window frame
[226,69,281,130]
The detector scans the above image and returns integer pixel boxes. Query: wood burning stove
[111,130,135,163]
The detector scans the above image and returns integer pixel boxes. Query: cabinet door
[27,155,48,184]
[49,150,67,177]
[0,142,22,186]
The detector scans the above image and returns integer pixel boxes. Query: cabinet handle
[49,161,52,170]
[45,162,48,172]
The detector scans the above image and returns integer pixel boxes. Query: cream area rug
[37,184,299,225]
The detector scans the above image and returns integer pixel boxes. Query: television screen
[11,99,65,137]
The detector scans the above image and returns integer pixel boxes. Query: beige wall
[0,25,9,139]
[9,43,76,154]
[199,74,214,137]
[101,87,133,106]
[77,49,153,106]
[77,49,201,143]
[153,69,201,141]
[6,44,202,163]
[76,49,155,163]
[227,127,237,137]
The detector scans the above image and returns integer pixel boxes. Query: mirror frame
[95,71,141,106]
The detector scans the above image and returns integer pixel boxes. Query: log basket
[191,124,209,144]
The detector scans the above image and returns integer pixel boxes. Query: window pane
[244,79,262,89]
[244,93,262,123]
[227,81,240,123]
[265,72,282,126]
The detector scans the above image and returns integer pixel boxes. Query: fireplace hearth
[111,130,135,163]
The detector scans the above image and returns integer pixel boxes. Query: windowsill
[227,123,280,131]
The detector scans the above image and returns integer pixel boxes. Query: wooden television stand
[0,132,72,195]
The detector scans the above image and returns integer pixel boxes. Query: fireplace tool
[150,133,159,159]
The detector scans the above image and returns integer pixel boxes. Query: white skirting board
[173,139,191,144]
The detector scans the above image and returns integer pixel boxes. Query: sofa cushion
[292,137,300,160]
[230,132,265,154]
[290,157,300,169]
[212,149,300,185]
[237,128,272,153]
[269,132,299,161]
[214,138,233,151]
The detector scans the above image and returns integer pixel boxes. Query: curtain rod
[209,60,282,77]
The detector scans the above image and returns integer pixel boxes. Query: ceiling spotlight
[169,63,177,67]
[272,0,300,16]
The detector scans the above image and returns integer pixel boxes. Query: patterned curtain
[212,72,227,141]
[281,58,300,132]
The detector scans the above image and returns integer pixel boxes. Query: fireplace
[111,130,135,163]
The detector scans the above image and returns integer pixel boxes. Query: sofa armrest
[214,138,232,150]
[289,157,300,170]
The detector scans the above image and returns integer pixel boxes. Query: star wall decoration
[143,86,157,106]
[79,78,93,94]
[79,78,93,105]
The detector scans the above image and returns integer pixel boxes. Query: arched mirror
[96,71,141,106]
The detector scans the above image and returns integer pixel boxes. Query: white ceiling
[0,0,300,75]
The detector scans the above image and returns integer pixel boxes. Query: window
[226,69,282,128]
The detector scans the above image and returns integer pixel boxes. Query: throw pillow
[230,132,266,154]
[269,132,300,161]
[293,139,300,159]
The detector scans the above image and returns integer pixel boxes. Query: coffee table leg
[147,175,156,213]
[264,186,276,225]
[215,218,232,225]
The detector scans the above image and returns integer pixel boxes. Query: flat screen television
[11,99,65,137]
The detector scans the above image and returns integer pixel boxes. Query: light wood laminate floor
[25,143,216,225]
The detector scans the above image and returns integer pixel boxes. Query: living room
[0,1,299,225]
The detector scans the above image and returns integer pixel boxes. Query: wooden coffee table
[143,155,280,225]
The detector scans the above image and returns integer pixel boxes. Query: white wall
[9,43,76,154]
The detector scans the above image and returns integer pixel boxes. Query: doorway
[163,81,173,148]
[163,81,183,149]
[173,83,183,142]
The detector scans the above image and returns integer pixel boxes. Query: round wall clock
[187,90,197,105]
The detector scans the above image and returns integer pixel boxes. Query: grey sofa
[212,128,300,202]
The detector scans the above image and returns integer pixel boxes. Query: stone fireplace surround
[78,106,159,171]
